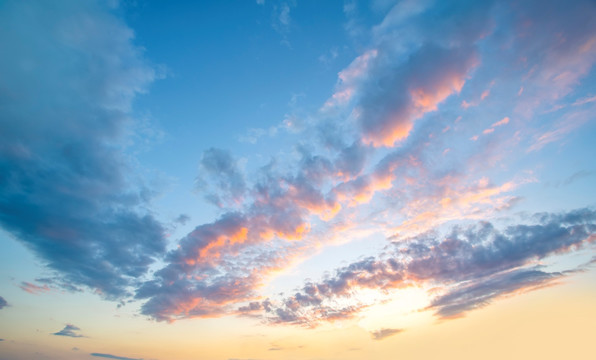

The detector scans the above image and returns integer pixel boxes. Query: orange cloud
[364,69,472,147]
[392,177,520,238]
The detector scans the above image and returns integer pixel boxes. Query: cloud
[528,109,590,152]
[174,214,191,225]
[78,0,592,327]
[359,44,478,147]
[271,1,296,47]
[137,147,351,321]
[512,0,596,117]
[264,208,596,325]
[321,0,498,147]
[19,281,51,295]
[90,353,143,360]
[572,95,596,106]
[0,0,166,298]
[429,268,559,318]
[134,0,596,324]
[562,170,593,186]
[53,324,84,338]
[0,296,7,309]
[475,117,510,138]
[196,148,247,207]
[34,277,81,293]
[491,117,510,128]
[371,328,403,340]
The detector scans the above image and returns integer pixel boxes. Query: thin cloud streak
[90,353,143,360]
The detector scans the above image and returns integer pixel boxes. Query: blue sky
[0,1,595,359]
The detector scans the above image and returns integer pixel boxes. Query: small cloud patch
[53,324,84,338]
[371,328,404,340]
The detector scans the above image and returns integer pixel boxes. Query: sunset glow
[1,1,595,360]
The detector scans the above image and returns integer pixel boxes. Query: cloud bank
[0,0,166,298]
[260,208,595,326]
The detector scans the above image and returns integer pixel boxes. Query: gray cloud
[0,296,7,309]
[197,148,247,207]
[0,0,166,299]
[90,353,143,360]
[265,208,596,325]
[174,214,191,225]
[371,328,403,340]
[429,268,559,318]
[53,324,84,338]
[136,146,344,321]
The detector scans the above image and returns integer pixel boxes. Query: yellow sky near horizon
[1,267,594,360]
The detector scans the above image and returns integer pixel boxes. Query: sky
[0,0,595,359]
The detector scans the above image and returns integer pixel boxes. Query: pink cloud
[491,116,510,127]
[361,46,478,147]
[19,282,50,295]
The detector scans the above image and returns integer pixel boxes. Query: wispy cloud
[572,95,596,106]
[19,282,50,295]
[0,296,7,310]
[271,1,296,47]
[371,328,403,340]
[196,148,247,207]
[91,353,143,360]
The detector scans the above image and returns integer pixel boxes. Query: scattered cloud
[134,0,596,324]
[2,0,595,336]
[262,208,596,326]
[0,296,7,309]
[271,1,297,47]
